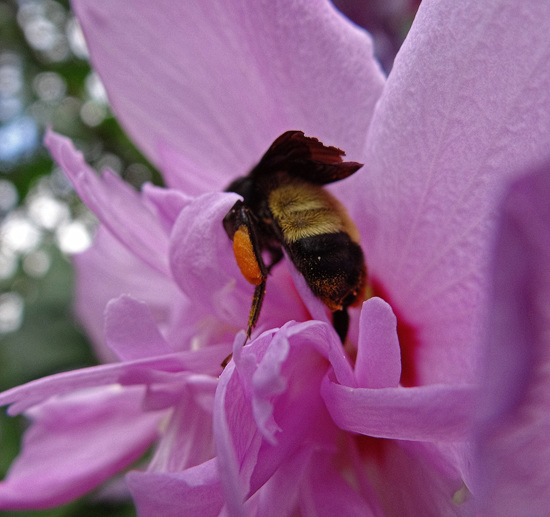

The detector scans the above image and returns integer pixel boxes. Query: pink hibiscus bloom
[2,0,550,515]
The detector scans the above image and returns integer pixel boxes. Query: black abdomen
[286,231,366,311]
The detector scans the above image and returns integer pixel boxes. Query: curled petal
[322,378,474,442]
[285,320,356,386]
[218,322,346,507]
[355,297,401,388]
[169,191,251,326]
[105,295,173,361]
[251,331,290,444]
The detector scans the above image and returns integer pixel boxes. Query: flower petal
[474,164,550,515]
[360,0,550,385]
[355,297,401,388]
[285,320,356,386]
[0,387,161,510]
[72,0,384,190]
[73,226,180,361]
[213,362,257,516]
[220,323,347,504]
[105,295,173,360]
[286,259,331,325]
[169,191,251,326]
[245,447,310,516]
[148,374,216,473]
[141,183,192,230]
[0,347,226,415]
[250,331,290,444]
[355,439,474,516]
[300,450,378,517]
[127,459,223,517]
[322,378,474,442]
[45,129,170,276]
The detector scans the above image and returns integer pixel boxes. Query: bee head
[225,175,256,204]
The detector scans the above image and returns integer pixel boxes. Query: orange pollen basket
[233,226,263,285]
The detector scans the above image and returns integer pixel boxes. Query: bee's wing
[251,130,363,185]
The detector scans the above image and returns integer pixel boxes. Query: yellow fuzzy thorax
[268,181,360,243]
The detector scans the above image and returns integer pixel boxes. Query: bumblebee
[223,130,367,342]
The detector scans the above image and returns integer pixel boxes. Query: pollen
[233,225,263,285]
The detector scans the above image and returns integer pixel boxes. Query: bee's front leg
[223,200,269,339]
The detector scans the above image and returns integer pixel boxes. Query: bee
[223,130,367,343]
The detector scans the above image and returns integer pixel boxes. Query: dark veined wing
[250,130,363,185]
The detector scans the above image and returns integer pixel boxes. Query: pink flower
[1,0,550,515]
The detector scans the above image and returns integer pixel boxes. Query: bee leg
[220,280,266,368]
[332,308,349,343]
[247,279,267,339]
[223,201,270,340]
[220,283,265,368]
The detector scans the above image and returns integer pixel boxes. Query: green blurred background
[0,0,418,514]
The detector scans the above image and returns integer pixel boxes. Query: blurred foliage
[0,245,95,391]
